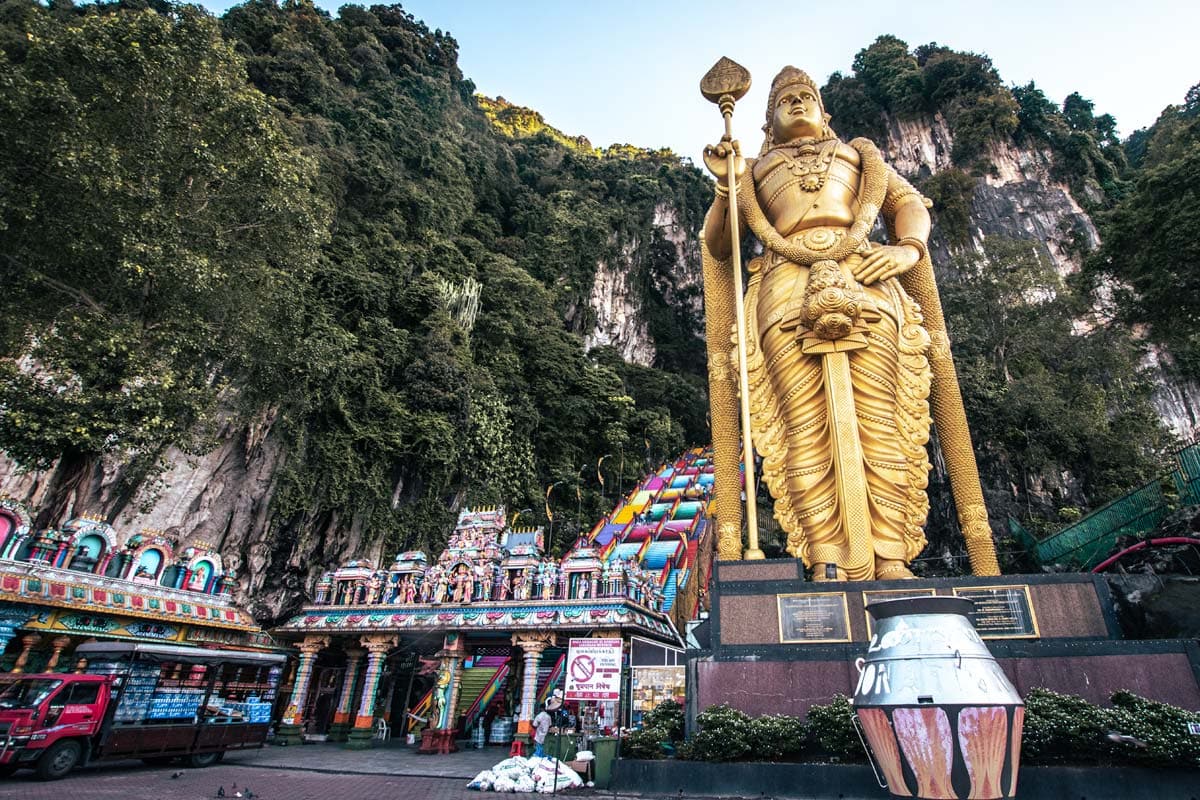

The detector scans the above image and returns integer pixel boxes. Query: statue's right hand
[703,139,746,185]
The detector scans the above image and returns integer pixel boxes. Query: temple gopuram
[0,498,276,673]
[272,448,715,752]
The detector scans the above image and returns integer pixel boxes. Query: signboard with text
[565,637,623,701]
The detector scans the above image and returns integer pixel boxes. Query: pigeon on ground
[171,771,183,779]
[217,787,225,798]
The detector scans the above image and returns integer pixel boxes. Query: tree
[0,2,327,523]
[943,237,1170,518]
[1089,143,1200,376]
[851,35,925,113]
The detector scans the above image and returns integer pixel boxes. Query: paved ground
[226,739,504,778]
[0,742,609,800]
[0,763,544,800]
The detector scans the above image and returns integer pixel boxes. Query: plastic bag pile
[467,755,588,793]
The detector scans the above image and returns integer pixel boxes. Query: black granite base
[613,758,1200,799]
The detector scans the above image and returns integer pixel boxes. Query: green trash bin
[591,736,618,789]
[544,732,577,762]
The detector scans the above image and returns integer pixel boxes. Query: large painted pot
[853,596,1024,800]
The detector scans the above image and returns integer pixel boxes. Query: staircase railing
[406,687,433,733]
[462,661,510,732]
[536,652,566,706]
[1027,441,1200,569]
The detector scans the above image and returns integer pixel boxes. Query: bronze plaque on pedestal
[777,592,851,643]
[952,585,1040,639]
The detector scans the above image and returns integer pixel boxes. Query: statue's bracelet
[897,236,928,261]
[713,182,729,199]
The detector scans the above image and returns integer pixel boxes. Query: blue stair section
[661,570,678,611]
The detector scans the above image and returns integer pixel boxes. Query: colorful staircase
[587,447,715,623]
[536,649,566,705]
[407,687,433,733]
[461,660,510,732]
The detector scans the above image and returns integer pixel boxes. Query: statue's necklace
[775,139,837,192]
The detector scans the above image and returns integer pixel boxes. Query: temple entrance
[302,662,343,738]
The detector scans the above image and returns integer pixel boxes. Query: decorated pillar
[275,635,330,746]
[44,635,72,671]
[327,648,364,743]
[11,633,41,674]
[511,632,555,744]
[418,632,467,755]
[51,539,67,568]
[346,634,397,749]
[0,604,35,658]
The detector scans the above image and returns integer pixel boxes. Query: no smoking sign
[565,638,622,701]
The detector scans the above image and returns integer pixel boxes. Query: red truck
[0,642,286,780]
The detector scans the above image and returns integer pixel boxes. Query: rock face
[583,203,704,366]
[1107,574,1200,639]
[873,113,1200,442]
[583,241,656,366]
[0,410,360,624]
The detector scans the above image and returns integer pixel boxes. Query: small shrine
[0,498,275,674]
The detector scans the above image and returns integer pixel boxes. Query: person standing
[532,690,563,757]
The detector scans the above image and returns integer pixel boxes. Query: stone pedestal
[689,561,1200,729]
[417,727,458,754]
[345,725,376,750]
[326,721,350,743]
[274,723,305,747]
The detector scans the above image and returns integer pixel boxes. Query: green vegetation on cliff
[0,0,710,562]
[0,2,1194,577]
[1085,84,1200,378]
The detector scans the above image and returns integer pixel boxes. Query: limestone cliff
[582,203,704,367]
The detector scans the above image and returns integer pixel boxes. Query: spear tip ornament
[700,57,751,105]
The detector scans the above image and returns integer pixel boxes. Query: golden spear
[701,57,763,560]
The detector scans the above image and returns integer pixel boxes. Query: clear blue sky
[201,0,1197,161]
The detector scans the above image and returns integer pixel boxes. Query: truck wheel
[35,739,82,781]
[187,751,223,768]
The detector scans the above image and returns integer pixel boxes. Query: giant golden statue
[700,62,1000,580]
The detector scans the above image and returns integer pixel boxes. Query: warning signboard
[564,638,623,701]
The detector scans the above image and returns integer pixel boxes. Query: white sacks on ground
[467,754,582,793]
[491,774,518,793]
[529,756,583,793]
[467,769,495,791]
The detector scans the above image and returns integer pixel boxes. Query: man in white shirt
[532,690,563,758]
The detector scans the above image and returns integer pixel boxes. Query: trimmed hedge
[628,689,1200,767]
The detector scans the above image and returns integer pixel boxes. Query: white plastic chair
[374,717,391,742]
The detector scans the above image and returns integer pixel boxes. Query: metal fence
[1017,442,1200,570]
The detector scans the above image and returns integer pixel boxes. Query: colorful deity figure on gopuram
[312,506,666,612]
[699,59,1001,580]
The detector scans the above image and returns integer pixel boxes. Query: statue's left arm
[854,168,931,284]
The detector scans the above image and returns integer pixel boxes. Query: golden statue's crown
[765,66,821,120]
